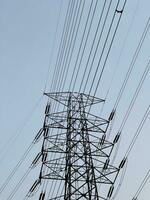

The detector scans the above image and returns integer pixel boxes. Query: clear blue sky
[0,0,150,199]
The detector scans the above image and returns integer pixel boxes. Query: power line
[0,125,45,195]
[55,0,79,92]
[0,95,43,162]
[60,0,86,92]
[103,0,140,106]
[124,105,150,158]
[71,0,99,91]
[82,0,127,114]
[110,58,150,165]
[6,167,32,200]
[68,0,95,91]
[112,105,150,200]
[48,0,71,93]
[0,143,33,194]
[50,0,75,92]
[118,59,150,133]
[43,0,63,93]
[132,169,150,200]
[92,0,127,97]
[98,17,150,166]
[81,0,114,93]
[56,0,85,92]
[100,16,150,146]
[113,17,150,110]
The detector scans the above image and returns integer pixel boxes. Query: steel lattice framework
[26,92,125,200]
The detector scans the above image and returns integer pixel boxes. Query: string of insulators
[39,170,42,180]
[31,152,42,168]
[33,128,44,143]
[27,179,41,197]
[45,103,50,115]
[108,109,116,121]
[107,185,114,198]
[43,127,49,137]
[103,158,110,170]
[100,134,106,145]
[42,152,48,163]
[39,192,45,200]
[113,132,121,144]
[119,157,127,169]
[33,103,50,143]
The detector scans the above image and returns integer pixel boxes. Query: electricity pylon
[26,92,125,200]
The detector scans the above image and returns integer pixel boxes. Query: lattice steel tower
[26,92,125,200]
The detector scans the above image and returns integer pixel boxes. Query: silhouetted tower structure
[26,92,125,200]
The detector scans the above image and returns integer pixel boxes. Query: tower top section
[44,92,104,107]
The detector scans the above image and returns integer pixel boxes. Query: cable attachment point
[116,9,123,14]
